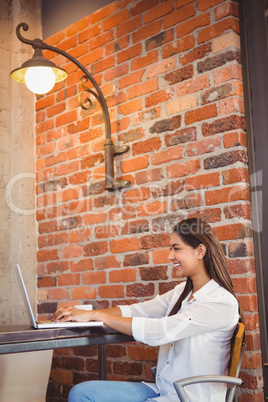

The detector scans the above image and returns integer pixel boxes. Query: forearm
[93,310,133,336]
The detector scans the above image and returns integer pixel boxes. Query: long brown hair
[169,218,236,316]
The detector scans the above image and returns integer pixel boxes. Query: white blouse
[119,279,239,402]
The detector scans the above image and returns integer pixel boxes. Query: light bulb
[25,66,56,94]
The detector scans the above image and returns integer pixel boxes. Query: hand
[52,306,93,322]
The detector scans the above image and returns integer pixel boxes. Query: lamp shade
[10,48,67,94]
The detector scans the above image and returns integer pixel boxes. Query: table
[0,325,134,380]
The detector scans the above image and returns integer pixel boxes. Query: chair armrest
[173,375,244,402]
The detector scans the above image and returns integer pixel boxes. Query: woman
[52,218,240,401]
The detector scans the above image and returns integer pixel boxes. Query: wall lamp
[11,23,131,191]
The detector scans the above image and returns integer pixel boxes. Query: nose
[168,249,174,261]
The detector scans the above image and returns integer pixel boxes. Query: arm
[52,306,133,336]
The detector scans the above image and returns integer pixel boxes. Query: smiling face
[168,231,206,280]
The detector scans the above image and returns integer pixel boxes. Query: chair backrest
[228,321,245,378]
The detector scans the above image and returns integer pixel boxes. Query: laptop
[16,264,103,329]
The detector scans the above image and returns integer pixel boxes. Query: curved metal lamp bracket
[15,23,130,191]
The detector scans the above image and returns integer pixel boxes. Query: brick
[111,116,131,134]
[79,25,102,43]
[187,137,221,156]
[109,269,137,283]
[137,200,166,217]
[118,70,145,89]
[129,79,158,100]
[69,228,92,244]
[119,128,145,143]
[232,277,257,295]
[163,35,195,58]
[213,32,240,54]
[117,98,143,116]
[219,97,245,116]
[90,31,114,51]
[176,12,210,38]
[165,65,193,85]
[180,43,212,66]
[228,241,254,259]
[72,287,97,300]
[132,137,161,155]
[37,275,56,287]
[185,104,217,125]
[58,273,80,286]
[129,345,157,361]
[177,75,210,97]
[167,159,200,178]
[136,168,164,184]
[105,36,130,57]
[214,223,252,241]
[165,127,196,146]
[171,192,203,211]
[122,188,150,204]
[133,107,161,126]
[131,50,159,71]
[70,259,94,272]
[140,266,168,281]
[223,131,247,148]
[166,95,197,115]
[121,155,149,173]
[37,250,59,262]
[132,21,162,43]
[197,50,241,74]
[98,285,124,298]
[131,0,159,17]
[197,0,225,11]
[84,241,108,256]
[117,43,142,64]
[168,5,196,28]
[123,252,149,267]
[151,146,184,165]
[127,283,154,297]
[60,245,83,259]
[214,1,239,21]
[36,119,54,135]
[144,0,174,24]
[202,115,246,136]
[83,212,107,225]
[186,172,220,190]
[204,150,248,169]
[103,9,130,31]
[50,369,72,384]
[205,184,250,205]
[36,94,55,111]
[150,115,181,134]
[198,17,239,44]
[82,271,106,285]
[147,57,176,79]
[110,238,140,253]
[152,248,170,264]
[214,64,242,84]
[81,153,104,169]
[95,224,119,239]
[56,110,77,127]
[222,167,249,185]
[91,2,117,24]
[145,88,174,108]
[145,30,174,51]
[121,219,149,235]
[95,256,121,270]
[140,234,170,250]
[151,180,184,198]
[116,16,142,37]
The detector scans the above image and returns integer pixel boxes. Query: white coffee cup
[74,304,93,311]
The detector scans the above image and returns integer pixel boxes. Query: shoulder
[208,285,238,309]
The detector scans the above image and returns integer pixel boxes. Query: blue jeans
[68,380,160,401]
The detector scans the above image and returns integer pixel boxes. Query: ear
[197,244,206,259]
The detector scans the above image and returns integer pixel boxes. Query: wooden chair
[173,322,245,402]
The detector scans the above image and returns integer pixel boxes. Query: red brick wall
[35,0,263,400]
